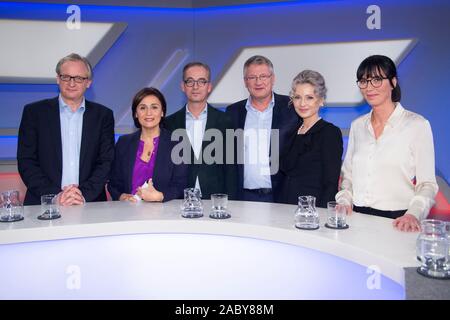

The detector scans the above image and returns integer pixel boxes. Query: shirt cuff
[407,197,433,221]
[335,190,352,207]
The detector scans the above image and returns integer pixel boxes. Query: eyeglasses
[59,74,89,83]
[356,77,388,89]
[245,74,272,82]
[184,79,209,87]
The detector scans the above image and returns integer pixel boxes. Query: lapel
[200,104,217,156]
[271,93,281,130]
[79,100,92,174]
[307,118,326,135]
[152,128,171,188]
[49,97,63,177]
[238,101,247,130]
[126,130,141,193]
[172,107,187,130]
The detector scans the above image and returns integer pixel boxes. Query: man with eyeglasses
[17,53,115,206]
[164,62,237,199]
[226,55,299,202]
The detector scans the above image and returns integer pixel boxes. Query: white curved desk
[0,200,422,299]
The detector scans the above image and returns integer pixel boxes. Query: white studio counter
[0,200,423,299]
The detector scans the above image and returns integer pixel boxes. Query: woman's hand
[393,214,421,232]
[340,204,353,215]
[136,180,164,202]
[119,193,137,202]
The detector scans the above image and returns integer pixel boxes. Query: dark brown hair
[131,87,167,128]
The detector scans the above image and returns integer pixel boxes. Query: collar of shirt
[245,93,275,114]
[58,94,86,114]
[365,102,405,130]
[186,103,208,120]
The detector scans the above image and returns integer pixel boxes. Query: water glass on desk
[325,201,349,229]
[38,194,61,220]
[416,219,449,279]
[209,193,230,219]
[0,190,24,222]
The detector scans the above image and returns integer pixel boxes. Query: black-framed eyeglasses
[245,74,272,82]
[59,74,89,83]
[184,79,209,87]
[356,77,388,89]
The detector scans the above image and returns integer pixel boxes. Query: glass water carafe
[294,195,319,230]
[0,190,24,222]
[181,188,203,218]
[416,219,449,279]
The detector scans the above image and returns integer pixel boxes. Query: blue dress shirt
[59,95,85,189]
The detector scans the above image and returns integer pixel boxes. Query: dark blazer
[277,119,343,208]
[164,104,237,200]
[225,93,300,199]
[17,97,115,205]
[107,127,188,202]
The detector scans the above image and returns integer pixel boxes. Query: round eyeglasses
[356,77,388,89]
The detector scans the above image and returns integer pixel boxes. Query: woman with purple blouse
[108,87,188,202]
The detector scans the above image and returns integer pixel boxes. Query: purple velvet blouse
[131,136,160,194]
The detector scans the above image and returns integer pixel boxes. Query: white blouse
[336,103,438,220]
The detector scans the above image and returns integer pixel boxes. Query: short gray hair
[290,70,327,100]
[55,53,93,79]
[243,55,274,76]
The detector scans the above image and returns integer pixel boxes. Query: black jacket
[17,97,115,205]
[107,127,188,202]
[225,93,300,199]
[277,119,343,208]
[164,104,237,200]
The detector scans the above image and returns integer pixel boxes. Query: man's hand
[58,184,85,206]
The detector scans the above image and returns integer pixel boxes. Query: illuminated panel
[209,39,416,106]
[0,233,404,299]
[0,19,126,83]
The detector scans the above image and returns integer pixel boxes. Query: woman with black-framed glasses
[336,55,438,232]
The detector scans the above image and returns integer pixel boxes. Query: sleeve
[163,161,188,202]
[17,104,62,197]
[79,109,115,202]
[407,120,438,220]
[319,125,343,208]
[335,123,355,207]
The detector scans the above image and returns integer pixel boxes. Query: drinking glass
[38,194,61,220]
[325,201,349,229]
[416,219,449,279]
[209,193,230,219]
[0,190,24,222]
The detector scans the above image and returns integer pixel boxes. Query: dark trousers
[242,189,274,203]
[353,205,407,219]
